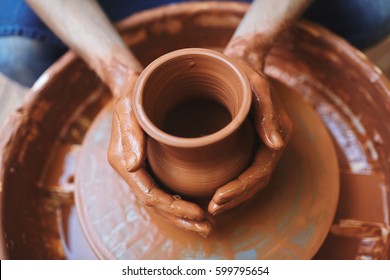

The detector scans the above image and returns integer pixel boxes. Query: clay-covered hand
[108,72,213,237]
[208,56,292,216]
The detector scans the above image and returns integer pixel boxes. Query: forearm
[225,0,312,69]
[26,0,142,96]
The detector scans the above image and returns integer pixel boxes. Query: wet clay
[1,2,389,259]
[225,0,312,69]
[0,50,110,259]
[75,80,338,259]
[314,171,389,259]
[41,144,96,260]
[224,34,269,70]
[132,48,255,197]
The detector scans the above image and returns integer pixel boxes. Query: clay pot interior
[133,48,255,197]
[135,48,249,139]
[0,2,389,260]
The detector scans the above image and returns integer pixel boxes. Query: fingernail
[126,153,138,172]
[270,132,284,150]
[199,223,213,237]
[211,208,222,216]
[208,203,221,216]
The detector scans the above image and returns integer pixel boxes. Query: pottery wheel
[74,81,339,259]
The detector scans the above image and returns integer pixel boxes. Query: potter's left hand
[208,54,292,216]
[108,72,213,237]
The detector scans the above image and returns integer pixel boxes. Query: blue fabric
[0,0,63,46]
[0,0,253,86]
[304,0,390,49]
[0,0,252,47]
[0,36,66,86]
[0,0,389,86]
[1,0,389,48]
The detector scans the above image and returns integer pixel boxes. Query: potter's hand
[26,0,213,236]
[207,0,308,215]
[208,56,292,216]
[108,73,213,237]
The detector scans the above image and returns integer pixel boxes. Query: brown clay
[224,34,269,70]
[225,0,312,69]
[132,48,255,197]
[27,0,297,229]
[207,58,292,214]
[74,79,338,259]
[0,2,389,259]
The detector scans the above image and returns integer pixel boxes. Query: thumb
[114,96,146,172]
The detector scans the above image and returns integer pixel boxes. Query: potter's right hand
[208,57,293,216]
[108,72,213,237]
[208,0,310,215]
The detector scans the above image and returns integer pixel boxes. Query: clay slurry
[162,98,232,138]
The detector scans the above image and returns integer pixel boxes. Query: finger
[170,199,205,221]
[114,96,146,172]
[211,147,273,205]
[159,212,213,237]
[108,116,207,225]
[107,113,127,171]
[208,183,262,216]
[148,185,206,221]
[250,74,284,150]
[210,179,246,209]
[208,147,278,215]
[271,88,293,142]
[118,167,206,221]
[128,168,207,221]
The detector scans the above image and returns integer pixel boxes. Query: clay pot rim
[133,48,252,148]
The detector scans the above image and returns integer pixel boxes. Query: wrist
[224,34,269,70]
[98,57,141,99]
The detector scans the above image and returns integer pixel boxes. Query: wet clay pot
[0,2,389,260]
[133,48,255,197]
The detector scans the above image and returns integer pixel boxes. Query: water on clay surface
[59,205,97,259]
[162,99,232,138]
[41,144,97,259]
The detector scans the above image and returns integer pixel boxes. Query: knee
[305,0,390,49]
[0,36,66,87]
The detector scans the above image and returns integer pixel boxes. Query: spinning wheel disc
[75,81,339,259]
